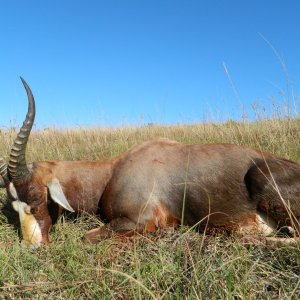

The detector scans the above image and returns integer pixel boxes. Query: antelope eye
[30,206,37,214]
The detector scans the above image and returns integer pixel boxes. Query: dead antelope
[0,78,300,249]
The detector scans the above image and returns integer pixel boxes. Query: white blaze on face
[12,200,43,249]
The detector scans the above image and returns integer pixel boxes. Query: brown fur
[6,138,300,245]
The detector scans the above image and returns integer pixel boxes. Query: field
[0,119,300,299]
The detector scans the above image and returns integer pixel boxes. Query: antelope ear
[47,178,75,212]
[0,175,9,188]
[0,176,5,188]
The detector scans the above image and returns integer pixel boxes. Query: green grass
[0,119,300,299]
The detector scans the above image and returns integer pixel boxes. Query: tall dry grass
[0,118,300,299]
[1,117,300,161]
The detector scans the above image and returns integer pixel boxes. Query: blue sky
[0,1,299,128]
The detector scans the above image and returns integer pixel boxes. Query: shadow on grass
[0,195,21,238]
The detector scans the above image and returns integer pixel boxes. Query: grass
[0,119,300,299]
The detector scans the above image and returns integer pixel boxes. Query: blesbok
[0,78,299,249]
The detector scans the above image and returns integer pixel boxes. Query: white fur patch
[12,200,43,249]
[256,211,277,236]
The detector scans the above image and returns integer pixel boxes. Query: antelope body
[1,78,300,249]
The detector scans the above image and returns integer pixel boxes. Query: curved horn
[0,157,7,178]
[8,77,35,183]
[0,157,7,188]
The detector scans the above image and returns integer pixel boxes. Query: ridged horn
[0,157,7,187]
[0,157,7,178]
[8,77,35,183]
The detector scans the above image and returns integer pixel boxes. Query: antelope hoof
[83,226,113,244]
[241,235,299,248]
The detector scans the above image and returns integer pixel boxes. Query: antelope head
[1,78,74,249]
